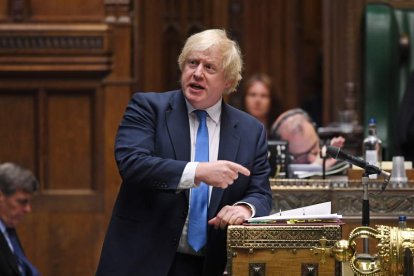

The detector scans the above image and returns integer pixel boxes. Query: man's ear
[0,191,5,202]
[225,80,234,92]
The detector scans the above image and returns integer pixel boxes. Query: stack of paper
[247,201,342,224]
[290,161,350,179]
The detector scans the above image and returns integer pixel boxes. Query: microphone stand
[361,172,370,253]
[404,247,413,276]
[355,171,378,267]
[320,145,327,180]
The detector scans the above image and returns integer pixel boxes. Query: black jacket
[0,231,20,276]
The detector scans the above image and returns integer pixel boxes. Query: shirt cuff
[234,202,256,218]
[177,162,199,190]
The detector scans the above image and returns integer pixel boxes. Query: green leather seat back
[363,3,414,160]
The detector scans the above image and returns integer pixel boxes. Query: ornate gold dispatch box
[227,224,342,276]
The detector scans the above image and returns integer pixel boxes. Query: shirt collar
[185,98,222,124]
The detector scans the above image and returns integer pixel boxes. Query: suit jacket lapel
[166,91,191,201]
[208,103,240,219]
[165,91,191,162]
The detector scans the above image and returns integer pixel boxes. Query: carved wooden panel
[0,3,7,20]
[270,179,414,253]
[0,23,112,76]
[29,0,105,21]
[0,90,37,168]
[46,91,94,190]
[0,83,104,201]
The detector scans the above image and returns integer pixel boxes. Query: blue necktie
[7,228,40,276]
[188,110,209,252]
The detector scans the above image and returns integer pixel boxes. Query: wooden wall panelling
[0,1,133,275]
[204,0,230,28]
[282,0,301,111]
[45,90,94,190]
[298,0,323,125]
[226,0,323,118]
[0,23,112,76]
[134,0,215,93]
[134,0,166,92]
[134,0,323,122]
[0,81,106,276]
[0,2,7,21]
[23,0,105,22]
[0,90,37,169]
[235,0,289,108]
[322,0,347,125]
[102,0,134,222]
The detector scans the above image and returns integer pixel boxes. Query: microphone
[326,146,391,190]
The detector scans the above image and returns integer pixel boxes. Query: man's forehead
[288,127,318,149]
[188,48,221,61]
[8,189,32,199]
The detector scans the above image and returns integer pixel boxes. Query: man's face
[0,189,32,228]
[281,121,320,164]
[181,47,232,109]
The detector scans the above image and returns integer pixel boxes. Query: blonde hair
[178,29,243,93]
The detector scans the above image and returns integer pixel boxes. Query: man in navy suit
[0,162,40,276]
[96,29,272,276]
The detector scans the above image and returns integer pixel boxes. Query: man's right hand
[195,160,250,189]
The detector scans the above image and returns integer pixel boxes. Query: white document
[247,201,342,223]
[289,160,350,179]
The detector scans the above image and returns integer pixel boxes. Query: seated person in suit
[0,162,40,276]
[270,108,345,168]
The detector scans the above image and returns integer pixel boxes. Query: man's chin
[185,94,207,108]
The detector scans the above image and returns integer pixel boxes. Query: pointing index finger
[230,163,250,176]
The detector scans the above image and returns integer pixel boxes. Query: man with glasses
[271,108,345,168]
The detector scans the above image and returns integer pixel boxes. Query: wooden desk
[227,224,341,275]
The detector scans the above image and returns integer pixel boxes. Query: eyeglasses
[290,141,320,164]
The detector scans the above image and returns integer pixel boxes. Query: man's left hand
[208,205,251,229]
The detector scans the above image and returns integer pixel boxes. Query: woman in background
[242,73,280,134]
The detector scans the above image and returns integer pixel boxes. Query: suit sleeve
[240,125,272,217]
[114,93,188,191]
